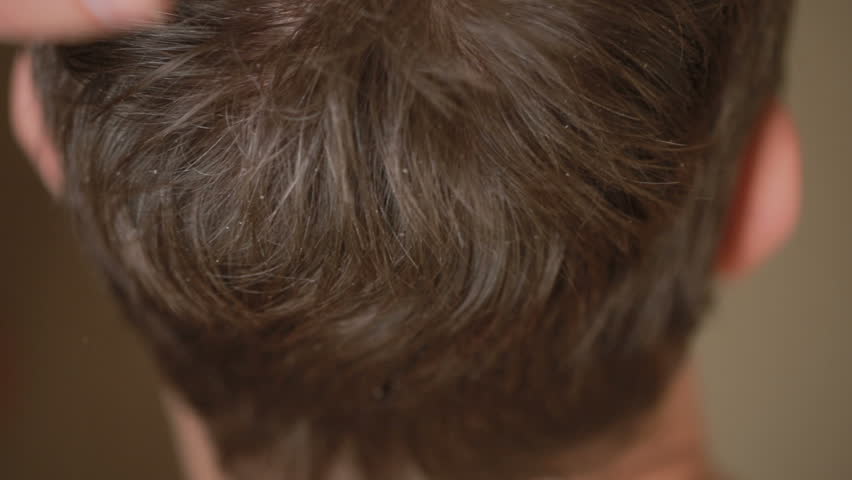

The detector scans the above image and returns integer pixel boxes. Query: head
[12,0,799,479]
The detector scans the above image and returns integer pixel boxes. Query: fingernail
[82,0,167,27]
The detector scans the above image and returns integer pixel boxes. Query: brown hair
[33,1,793,479]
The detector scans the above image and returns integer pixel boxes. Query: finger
[0,0,170,42]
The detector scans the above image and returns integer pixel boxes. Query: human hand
[0,0,171,42]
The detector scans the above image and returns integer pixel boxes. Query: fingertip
[0,0,172,42]
[80,0,172,29]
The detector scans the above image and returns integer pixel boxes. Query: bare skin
[0,0,170,42]
[160,363,715,480]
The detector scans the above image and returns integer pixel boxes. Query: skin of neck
[160,388,226,480]
[160,360,711,480]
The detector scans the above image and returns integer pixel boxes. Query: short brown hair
[34,1,793,479]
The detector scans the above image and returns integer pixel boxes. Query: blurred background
[1,3,850,479]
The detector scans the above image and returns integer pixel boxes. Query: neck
[159,363,711,480]
[161,389,225,480]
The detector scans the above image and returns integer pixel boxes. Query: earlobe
[717,100,802,278]
[10,51,64,197]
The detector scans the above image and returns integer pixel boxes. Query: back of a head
[34,1,792,479]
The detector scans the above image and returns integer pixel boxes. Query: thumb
[0,0,170,42]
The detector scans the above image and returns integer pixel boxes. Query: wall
[697,2,852,479]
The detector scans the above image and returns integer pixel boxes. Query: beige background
[697,2,852,479]
[0,3,849,479]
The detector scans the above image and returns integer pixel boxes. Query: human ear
[717,100,802,277]
[10,51,63,196]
